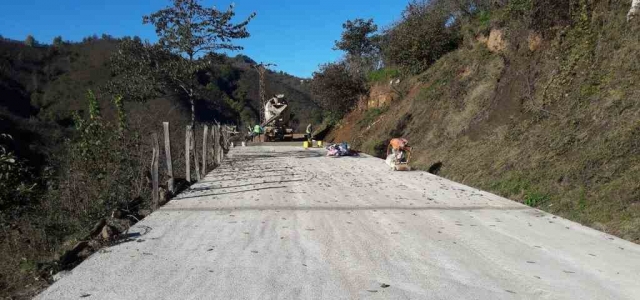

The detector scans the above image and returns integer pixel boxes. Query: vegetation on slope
[0,3,318,298]
[326,0,640,243]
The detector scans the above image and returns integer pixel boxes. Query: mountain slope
[328,0,640,243]
[0,36,320,298]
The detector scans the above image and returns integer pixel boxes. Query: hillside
[0,36,319,298]
[0,37,319,142]
[327,0,640,243]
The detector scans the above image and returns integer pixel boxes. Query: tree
[24,35,36,47]
[310,62,367,118]
[381,0,461,74]
[143,0,255,61]
[52,36,63,47]
[334,18,378,57]
[334,18,380,76]
[110,0,255,127]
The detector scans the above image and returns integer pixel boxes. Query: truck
[261,94,293,141]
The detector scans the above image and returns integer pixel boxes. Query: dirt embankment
[327,4,640,243]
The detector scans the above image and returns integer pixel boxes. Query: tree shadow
[175,185,288,200]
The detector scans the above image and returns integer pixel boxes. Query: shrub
[0,134,37,218]
[367,68,400,83]
[55,90,150,224]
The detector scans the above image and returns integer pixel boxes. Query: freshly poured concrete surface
[37,146,640,300]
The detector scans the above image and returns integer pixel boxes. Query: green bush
[55,90,150,224]
[367,68,400,82]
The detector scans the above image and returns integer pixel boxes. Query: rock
[52,270,71,282]
[77,248,93,259]
[138,209,152,218]
[477,34,488,44]
[111,209,124,219]
[87,219,106,239]
[100,225,115,241]
[487,29,507,53]
[87,239,100,250]
[107,218,130,234]
[528,31,542,52]
[159,186,171,205]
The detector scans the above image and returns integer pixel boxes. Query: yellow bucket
[317,141,323,147]
[303,141,310,149]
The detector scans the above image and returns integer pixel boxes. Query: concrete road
[37,146,640,300]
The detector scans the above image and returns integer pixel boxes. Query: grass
[367,68,400,83]
[524,192,550,207]
[358,108,386,128]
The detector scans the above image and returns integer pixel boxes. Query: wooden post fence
[163,122,174,194]
[185,125,191,183]
[202,125,208,177]
[151,133,160,210]
[191,127,201,181]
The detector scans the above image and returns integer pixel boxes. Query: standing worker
[305,123,313,144]
[253,124,262,142]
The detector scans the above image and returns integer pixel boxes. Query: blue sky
[0,0,408,78]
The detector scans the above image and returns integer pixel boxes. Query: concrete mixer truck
[261,94,293,141]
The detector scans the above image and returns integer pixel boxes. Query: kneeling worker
[387,138,411,163]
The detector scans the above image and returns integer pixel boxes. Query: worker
[305,123,313,143]
[387,138,411,163]
[253,124,262,142]
[245,126,253,142]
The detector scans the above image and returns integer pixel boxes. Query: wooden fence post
[192,127,201,181]
[210,125,217,168]
[222,126,229,151]
[216,125,222,165]
[163,122,174,193]
[202,125,208,177]
[185,125,191,183]
[212,125,218,166]
[151,133,159,210]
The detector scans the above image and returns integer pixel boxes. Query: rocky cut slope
[328,0,640,242]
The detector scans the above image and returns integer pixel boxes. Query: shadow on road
[174,186,289,200]
[186,179,305,193]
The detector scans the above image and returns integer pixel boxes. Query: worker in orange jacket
[387,138,411,163]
